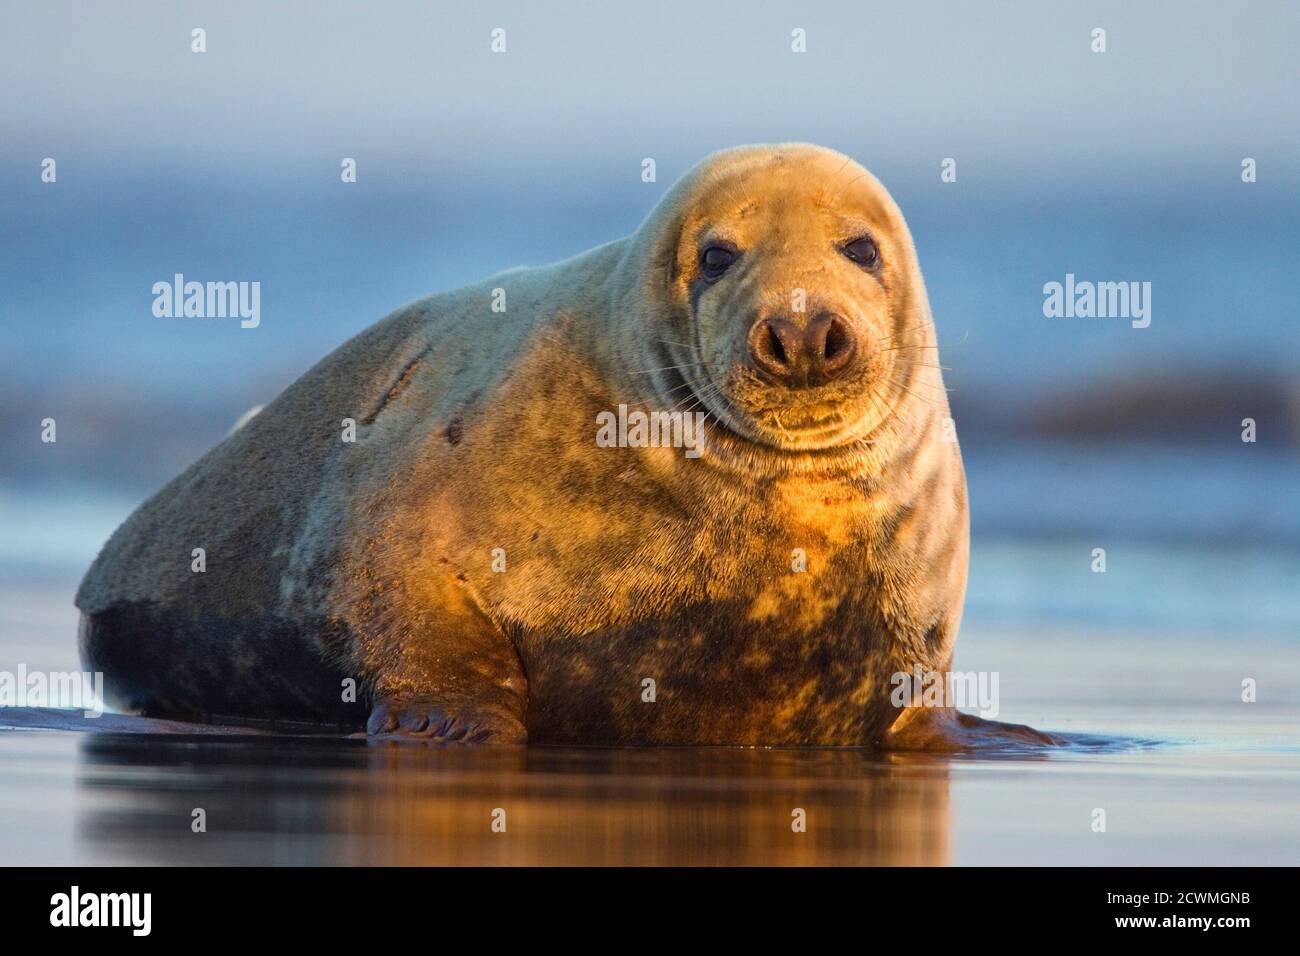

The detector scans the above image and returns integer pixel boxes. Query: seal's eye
[843,236,879,267]
[700,245,737,280]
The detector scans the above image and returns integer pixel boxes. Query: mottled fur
[78,144,1046,747]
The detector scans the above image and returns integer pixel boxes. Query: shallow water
[1,720,1296,866]
[1,592,1297,865]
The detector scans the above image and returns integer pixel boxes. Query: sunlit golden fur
[78,144,1051,748]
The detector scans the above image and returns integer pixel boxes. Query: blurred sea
[2,182,1297,656]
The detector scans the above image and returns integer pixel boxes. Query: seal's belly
[520,600,901,746]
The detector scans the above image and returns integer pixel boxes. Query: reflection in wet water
[0,716,1295,865]
[75,736,954,865]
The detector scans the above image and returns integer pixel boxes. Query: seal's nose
[748,313,857,387]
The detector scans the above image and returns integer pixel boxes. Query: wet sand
[1,582,1298,865]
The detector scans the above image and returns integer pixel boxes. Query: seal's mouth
[739,395,876,450]
[750,399,847,430]
[661,359,890,454]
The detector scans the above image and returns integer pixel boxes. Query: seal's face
[663,148,930,452]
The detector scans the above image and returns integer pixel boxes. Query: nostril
[806,314,856,383]
[750,318,799,379]
[823,317,850,362]
[766,323,788,365]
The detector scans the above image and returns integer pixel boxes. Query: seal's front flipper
[366,696,526,743]
[353,570,529,744]
[883,706,1062,753]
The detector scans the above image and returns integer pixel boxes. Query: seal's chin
[744,408,869,451]
[749,403,858,446]
[695,377,877,453]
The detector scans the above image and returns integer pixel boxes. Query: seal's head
[632,144,938,454]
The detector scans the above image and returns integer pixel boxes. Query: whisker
[873,343,938,354]
[875,326,968,350]
[873,335,968,355]
[893,374,954,393]
[621,377,700,408]
[671,393,711,416]
[901,362,952,372]
[631,362,718,376]
[671,380,723,414]
[876,322,935,343]
[770,410,793,442]
[886,378,943,407]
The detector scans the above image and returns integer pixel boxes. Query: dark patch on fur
[923,620,947,654]
[81,602,363,728]
[523,595,901,746]
[444,419,464,445]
